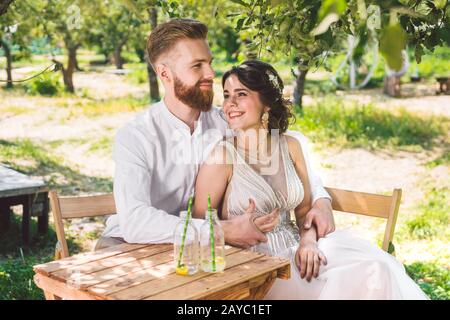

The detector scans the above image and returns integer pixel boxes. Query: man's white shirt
[103,100,330,243]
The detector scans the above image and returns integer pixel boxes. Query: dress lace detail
[222,135,304,255]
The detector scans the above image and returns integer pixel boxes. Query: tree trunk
[113,40,126,70]
[383,75,401,97]
[1,39,13,88]
[61,45,78,93]
[147,6,160,102]
[0,0,14,17]
[293,67,308,109]
[74,53,82,71]
[135,47,146,62]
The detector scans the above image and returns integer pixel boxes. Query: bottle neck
[205,209,219,222]
[179,211,190,221]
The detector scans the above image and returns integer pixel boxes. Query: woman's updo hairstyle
[222,59,295,134]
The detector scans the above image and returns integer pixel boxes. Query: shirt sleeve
[285,130,331,204]
[112,126,203,243]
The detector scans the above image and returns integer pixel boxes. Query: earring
[261,111,269,130]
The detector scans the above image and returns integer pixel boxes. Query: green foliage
[407,46,450,78]
[127,67,148,84]
[405,187,450,240]
[426,151,450,168]
[405,261,450,300]
[380,23,407,71]
[293,98,447,150]
[26,72,62,96]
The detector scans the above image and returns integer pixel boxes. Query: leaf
[311,0,347,36]
[433,0,447,10]
[414,44,424,64]
[318,0,347,21]
[379,23,407,71]
[388,242,396,255]
[229,0,250,8]
[236,18,245,31]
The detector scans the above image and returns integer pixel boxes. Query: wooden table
[0,164,49,245]
[33,243,290,300]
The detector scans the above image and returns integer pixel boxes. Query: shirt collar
[160,99,205,137]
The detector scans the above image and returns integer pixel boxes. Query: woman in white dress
[192,60,428,300]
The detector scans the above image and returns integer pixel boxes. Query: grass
[66,95,149,118]
[0,139,113,195]
[0,215,82,300]
[405,261,450,300]
[402,187,450,241]
[427,150,450,168]
[293,98,448,150]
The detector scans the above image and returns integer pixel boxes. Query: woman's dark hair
[222,60,295,134]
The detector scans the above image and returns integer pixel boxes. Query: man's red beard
[173,75,214,112]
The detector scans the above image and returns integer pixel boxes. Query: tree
[89,2,142,70]
[0,0,35,88]
[38,0,98,92]
[119,0,165,102]
[229,0,449,108]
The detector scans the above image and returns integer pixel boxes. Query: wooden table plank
[108,249,263,300]
[0,164,46,198]
[33,244,291,300]
[51,244,172,282]
[146,255,289,300]
[33,243,148,276]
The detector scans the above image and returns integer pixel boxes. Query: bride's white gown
[221,135,428,300]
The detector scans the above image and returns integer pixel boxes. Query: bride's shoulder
[283,134,305,163]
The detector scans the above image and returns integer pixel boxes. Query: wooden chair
[49,191,116,259]
[324,187,402,253]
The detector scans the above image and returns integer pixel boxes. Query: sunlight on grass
[403,187,450,241]
[0,139,112,194]
[293,98,447,150]
[67,95,149,118]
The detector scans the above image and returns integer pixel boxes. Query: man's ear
[155,63,171,83]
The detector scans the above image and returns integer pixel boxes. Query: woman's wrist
[299,226,318,246]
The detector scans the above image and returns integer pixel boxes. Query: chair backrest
[324,187,402,253]
[49,190,116,259]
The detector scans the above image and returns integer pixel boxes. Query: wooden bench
[0,164,49,245]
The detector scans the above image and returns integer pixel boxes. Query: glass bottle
[173,211,199,275]
[200,209,226,272]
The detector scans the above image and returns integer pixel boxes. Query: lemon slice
[176,264,189,276]
[215,257,225,265]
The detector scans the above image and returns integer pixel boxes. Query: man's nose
[204,64,215,80]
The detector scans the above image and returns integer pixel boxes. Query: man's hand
[222,199,279,248]
[252,199,280,233]
[303,198,335,239]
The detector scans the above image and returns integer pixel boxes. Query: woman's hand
[295,240,327,282]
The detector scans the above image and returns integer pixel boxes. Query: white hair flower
[266,70,282,95]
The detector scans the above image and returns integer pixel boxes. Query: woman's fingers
[295,249,301,271]
[306,252,314,282]
[300,251,307,279]
[318,251,328,266]
[313,254,320,279]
